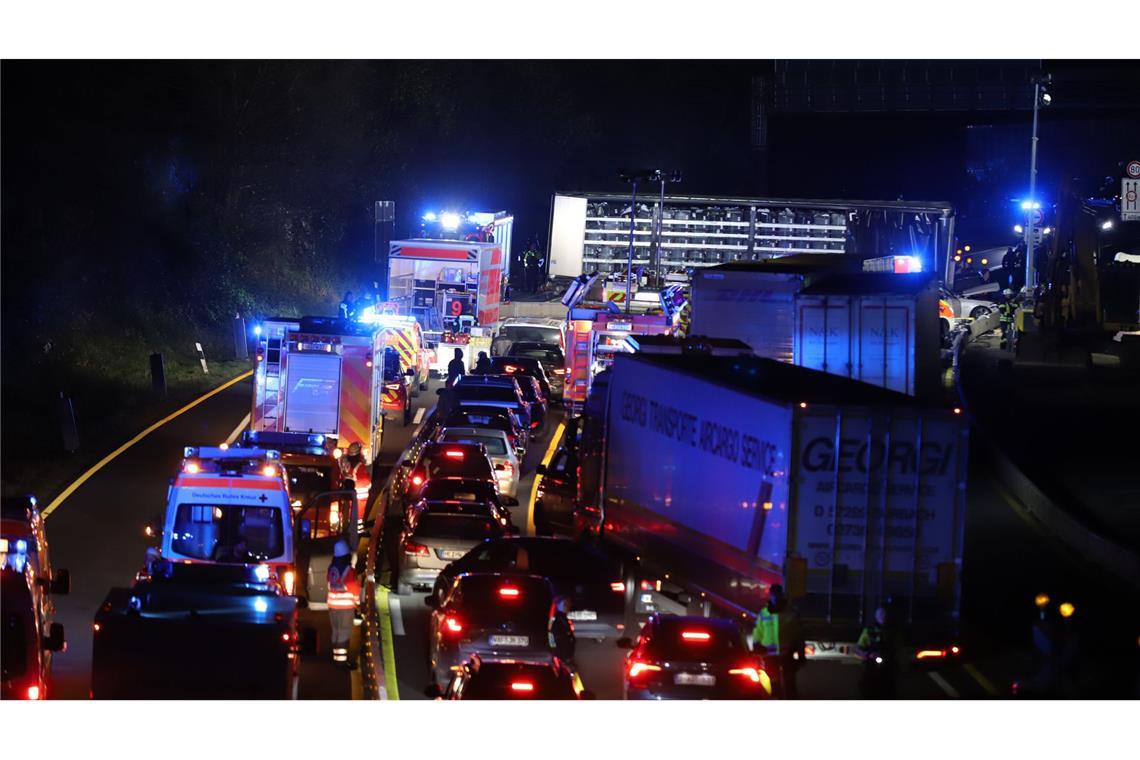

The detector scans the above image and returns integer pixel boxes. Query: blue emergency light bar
[183,446,280,461]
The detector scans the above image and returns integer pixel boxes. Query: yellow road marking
[527,422,566,536]
[225,412,251,444]
[377,585,400,700]
[43,370,254,519]
[964,663,1000,696]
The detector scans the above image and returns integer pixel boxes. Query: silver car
[396,501,514,595]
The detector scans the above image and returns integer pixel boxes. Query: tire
[969,305,991,319]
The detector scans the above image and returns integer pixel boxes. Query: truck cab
[161,446,297,595]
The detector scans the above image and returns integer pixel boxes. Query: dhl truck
[578,352,969,663]
[252,315,391,456]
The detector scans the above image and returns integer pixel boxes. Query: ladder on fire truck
[258,322,290,430]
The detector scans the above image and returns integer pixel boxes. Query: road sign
[1123,179,1140,221]
[1030,208,1044,225]
[1126,160,1140,180]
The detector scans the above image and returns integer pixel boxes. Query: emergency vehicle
[563,309,672,414]
[1,496,69,700]
[386,239,506,342]
[252,315,389,456]
[161,446,298,595]
[355,312,431,424]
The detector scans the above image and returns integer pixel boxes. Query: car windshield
[453,575,552,628]
[509,540,619,584]
[645,619,746,660]
[440,434,508,456]
[422,450,493,480]
[414,514,501,540]
[284,464,333,498]
[420,480,499,502]
[511,347,563,364]
[171,504,285,561]
[462,666,577,700]
[500,326,561,345]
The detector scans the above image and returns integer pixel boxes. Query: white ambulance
[161,446,297,595]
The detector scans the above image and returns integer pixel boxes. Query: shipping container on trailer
[252,317,387,464]
[578,352,968,654]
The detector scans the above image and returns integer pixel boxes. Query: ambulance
[161,446,298,595]
[252,316,389,460]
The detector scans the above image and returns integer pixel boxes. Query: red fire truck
[563,309,673,414]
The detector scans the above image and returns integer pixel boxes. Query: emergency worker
[326,540,360,669]
[999,289,1017,350]
[523,239,541,293]
[446,348,465,387]
[342,441,367,483]
[855,606,897,698]
[472,351,492,375]
[751,584,804,698]
[548,595,576,665]
[339,291,356,321]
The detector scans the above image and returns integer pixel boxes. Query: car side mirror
[298,626,319,655]
[424,594,439,609]
[502,496,520,508]
[535,464,547,476]
[615,637,633,649]
[51,568,71,596]
[424,683,445,699]
[44,622,65,652]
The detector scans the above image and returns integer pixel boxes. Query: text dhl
[800,437,956,477]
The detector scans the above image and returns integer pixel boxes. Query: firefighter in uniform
[522,240,540,293]
[855,606,897,698]
[326,540,360,669]
[998,289,1017,350]
[751,584,804,699]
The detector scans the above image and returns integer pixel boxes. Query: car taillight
[728,666,762,683]
[504,365,518,373]
[915,649,948,660]
[409,472,425,488]
[26,685,41,700]
[443,616,463,634]
[403,541,430,558]
[610,582,625,593]
[627,661,662,679]
[444,450,465,458]
[329,503,341,528]
[530,420,539,429]
[510,681,534,692]
[282,569,296,595]
[499,586,520,599]
[681,631,711,642]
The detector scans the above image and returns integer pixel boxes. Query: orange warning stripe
[175,476,284,491]
[339,355,373,447]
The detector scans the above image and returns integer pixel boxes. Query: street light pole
[1024,77,1048,294]
[625,180,638,314]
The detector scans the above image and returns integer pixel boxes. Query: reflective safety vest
[327,565,360,610]
[752,606,799,656]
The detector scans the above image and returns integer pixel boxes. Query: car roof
[499,318,563,328]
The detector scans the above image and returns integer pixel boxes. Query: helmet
[333,540,351,558]
[1003,289,1014,298]
[347,441,362,457]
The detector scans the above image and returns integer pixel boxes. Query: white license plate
[490,635,529,647]
[439,549,466,559]
[674,673,716,687]
[567,610,597,621]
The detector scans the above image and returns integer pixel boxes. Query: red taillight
[410,473,425,487]
[26,685,41,700]
[681,631,711,642]
[728,666,762,683]
[282,569,296,595]
[444,450,465,459]
[498,586,520,599]
[443,616,463,634]
[497,462,514,474]
[510,681,534,692]
[504,366,518,373]
[628,661,662,679]
[530,420,539,429]
[403,541,430,558]
[610,582,625,593]
[915,649,948,660]
[951,645,961,655]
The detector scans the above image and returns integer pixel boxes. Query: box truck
[577,352,968,655]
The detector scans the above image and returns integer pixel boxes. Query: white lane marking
[414,407,426,424]
[928,671,960,699]
[225,412,251,444]
[389,594,405,636]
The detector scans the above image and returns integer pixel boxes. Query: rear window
[441,434,508,456]
[513,541,619,583]
[420,480,498,502]
[461,666,577,700]
[171,504,285,562]
[500,326,562,345]
[423,451,494,480]
[414,514,500,540]
[644,620,746,659]
[443,412,513,434]
[512,348,563,363]
[455,386,519,404]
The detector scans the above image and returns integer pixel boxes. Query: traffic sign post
[1125,160,1140,180]
[1123,178,1140,222]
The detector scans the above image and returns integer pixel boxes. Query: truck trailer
[577,352,968,655]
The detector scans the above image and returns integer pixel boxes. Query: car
[401,442,498,503]
[451,375,533,431]
[487,354,555,403]
[503,342,566,401]
[430,655,592,700]
[619,614,772,700]
[432,536,626,640]
[426,572,557,686]
[940,285,996,321]
[534,444,579,535]
[396,500,515,595]
[436,427,521,498]
[492,318,566,357]
[441,407,529,458]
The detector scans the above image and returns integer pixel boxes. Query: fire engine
[563,309,673,414]
[356,312,430,425]
[252,316,389,458]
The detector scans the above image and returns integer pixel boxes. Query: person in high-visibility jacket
[751,584,804,699]
[327,540,360,669]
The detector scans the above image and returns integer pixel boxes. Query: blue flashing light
[440,212,462,232]
[1020,200,1041,211]
[309,434,325,446]
[15,539,27,553]
[253,597,269,613]
[254,564,270,582]
[253,324,262,337]
[422,211,438,222]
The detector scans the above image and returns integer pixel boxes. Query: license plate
[438,549,466,559]
[567,610,597,621]
[490,635,529,647]
[674,673,716,687]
